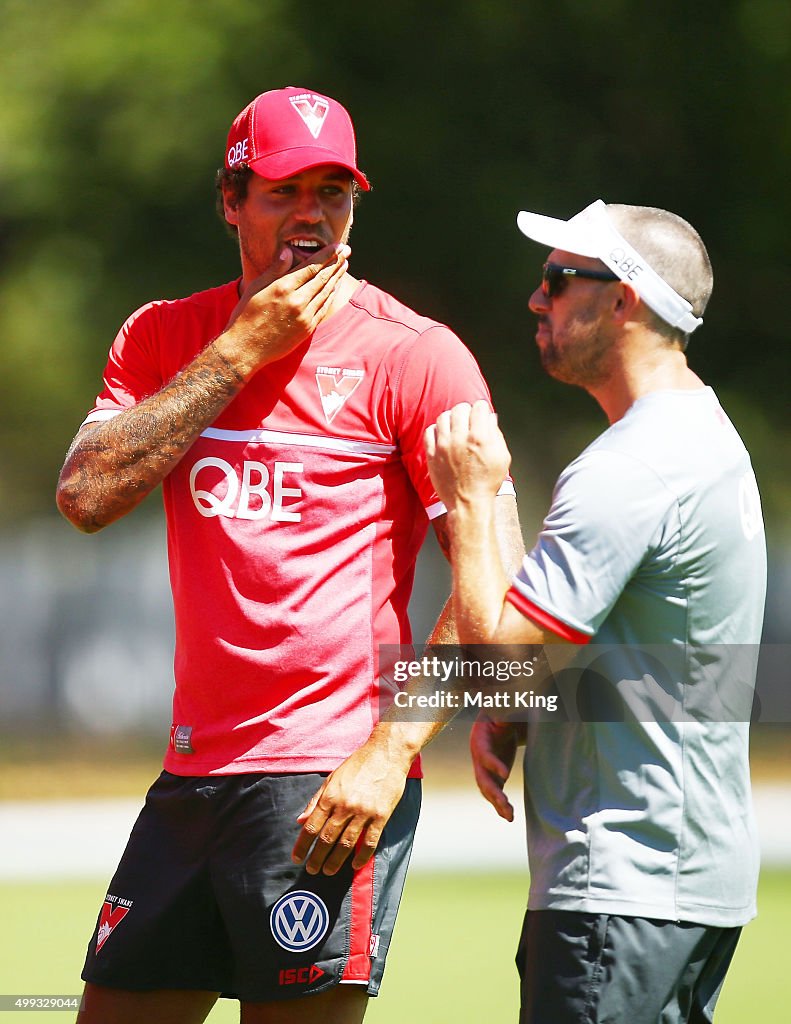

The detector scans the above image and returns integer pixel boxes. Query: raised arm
[426,400,579,818]
[56,245,350,532]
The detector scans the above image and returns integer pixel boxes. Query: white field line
[0,785,789,882]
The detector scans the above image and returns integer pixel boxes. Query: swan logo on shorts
[95,894,133,953]
[270,891,330,952]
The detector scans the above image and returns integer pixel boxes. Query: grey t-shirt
[510,387,767,926]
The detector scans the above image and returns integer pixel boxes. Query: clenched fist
[424,400,512,512]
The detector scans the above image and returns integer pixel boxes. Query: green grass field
[1,870,788,1022]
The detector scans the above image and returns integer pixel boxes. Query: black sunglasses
[542,262,620,298]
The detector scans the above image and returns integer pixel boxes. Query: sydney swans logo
[96,896,133,953]
[316,366,364,423]
[290,94,330,139]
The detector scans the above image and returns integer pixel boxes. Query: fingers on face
[271,245,347,310]
[302,249,347,292]
[248,242,350,307]
[297,242,351,278]
[293,250,349,326]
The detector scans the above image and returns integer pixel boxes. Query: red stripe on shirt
[341,855,375,981]
[505,587,592,645]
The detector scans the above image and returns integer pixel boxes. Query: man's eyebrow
[320,170,353,182]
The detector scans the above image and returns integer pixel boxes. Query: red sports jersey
[86,279,511,774]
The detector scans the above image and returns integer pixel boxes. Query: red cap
[224,86,370,190]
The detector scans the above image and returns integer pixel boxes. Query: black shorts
[516,909,741,1024]
[81,771,421,1002]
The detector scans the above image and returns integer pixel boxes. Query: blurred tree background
[1,0,789,634]
[1,15,788,1010]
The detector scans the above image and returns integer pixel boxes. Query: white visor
[516,199,703,334]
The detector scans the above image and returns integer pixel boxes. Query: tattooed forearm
[56,341,248,532]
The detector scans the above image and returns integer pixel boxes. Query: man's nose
[293,189,324,221]
[528,285,549,315]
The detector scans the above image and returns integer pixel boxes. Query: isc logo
[278,965,326,986]
[189,457,303,521]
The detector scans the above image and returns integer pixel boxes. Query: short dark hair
[214,165,364,237]
[606,204,713,349]
[215,165,254,238]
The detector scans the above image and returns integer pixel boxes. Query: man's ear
[612,281,641,324]
[222,182,241,226]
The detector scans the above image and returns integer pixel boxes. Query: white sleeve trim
[425,479,516,521]
[81,409,123,427]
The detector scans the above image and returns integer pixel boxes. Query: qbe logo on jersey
[270,891,330,953]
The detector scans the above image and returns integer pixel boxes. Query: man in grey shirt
[424,200,767,1023]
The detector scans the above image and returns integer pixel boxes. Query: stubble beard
[540,315,613,390]
[238,220,354,278]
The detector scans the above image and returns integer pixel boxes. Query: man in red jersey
[57,87,522,1024]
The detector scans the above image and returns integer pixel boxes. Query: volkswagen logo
[270,891,330,953]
